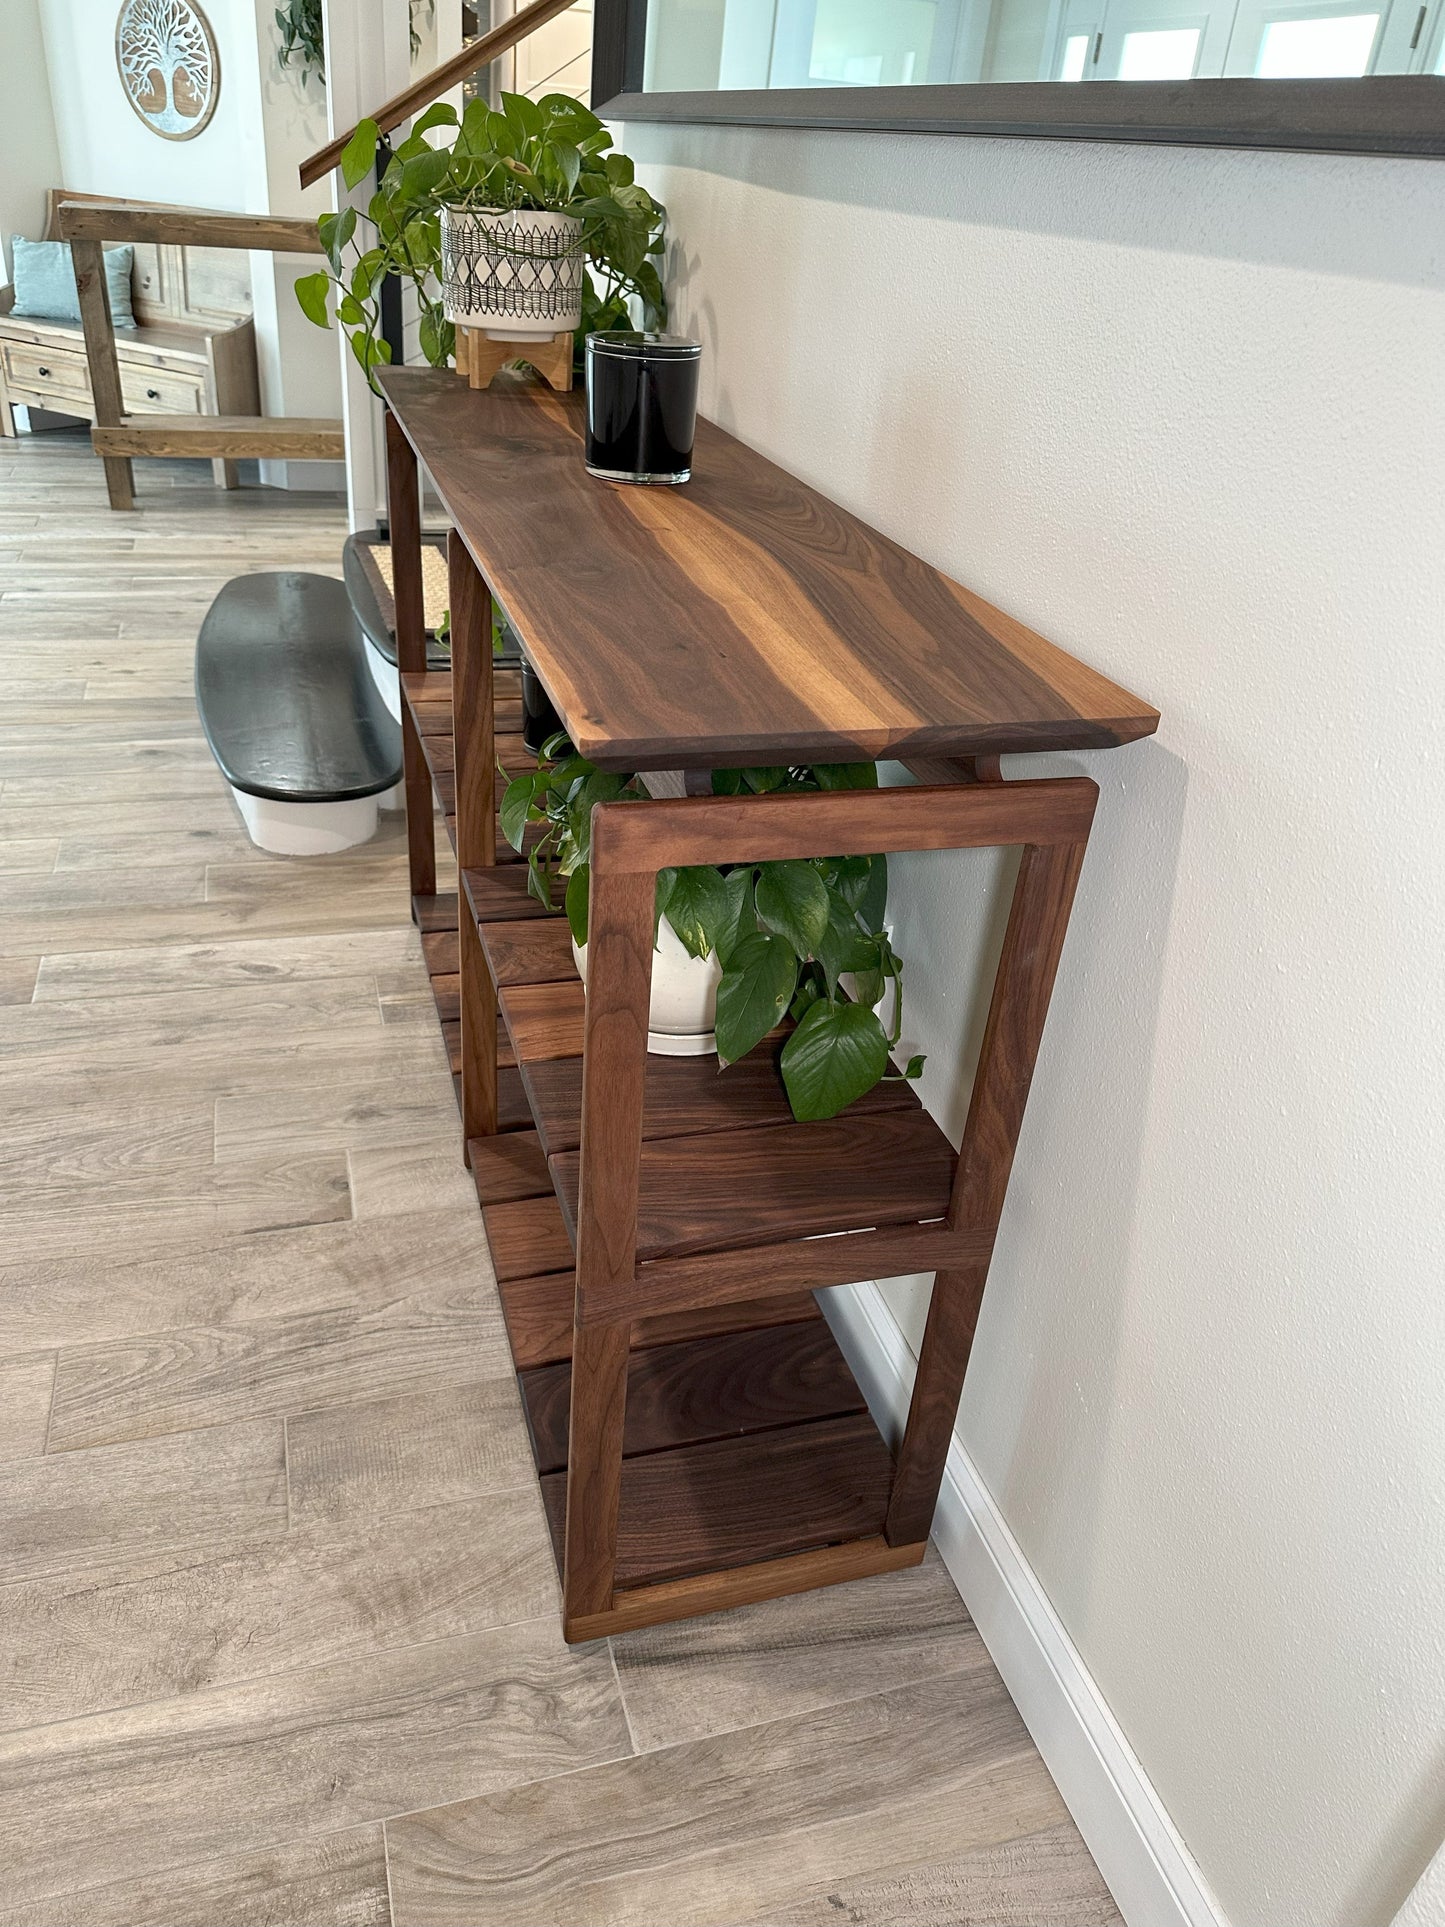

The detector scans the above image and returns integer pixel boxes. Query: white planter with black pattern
[440,205,585,340]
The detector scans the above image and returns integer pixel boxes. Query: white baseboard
[820,1279,1230,1927]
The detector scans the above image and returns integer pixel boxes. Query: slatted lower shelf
[539,1412,897,1590]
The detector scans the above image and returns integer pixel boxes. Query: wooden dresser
[0,191,260,488]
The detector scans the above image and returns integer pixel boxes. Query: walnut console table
[378,365,1158,1643]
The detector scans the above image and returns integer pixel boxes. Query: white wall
[623,119,1445,1927]
[0,0,62,276]
[32,0,341,482]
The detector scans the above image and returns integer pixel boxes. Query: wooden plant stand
[456,327,574,392]
[379,367,1158,1643]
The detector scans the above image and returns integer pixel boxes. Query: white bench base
[231,785,398,857]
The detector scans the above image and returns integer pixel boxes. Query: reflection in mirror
[642,0,1445,87]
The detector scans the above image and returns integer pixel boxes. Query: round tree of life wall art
[115,0,220,140]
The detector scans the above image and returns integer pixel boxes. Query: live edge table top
[379,366,1158,773]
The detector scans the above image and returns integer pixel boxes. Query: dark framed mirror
[592,0,1445,154]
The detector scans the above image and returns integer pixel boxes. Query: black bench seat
[196,571,401,804]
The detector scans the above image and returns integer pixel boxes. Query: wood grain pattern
[497,1269,823,1370]
[378,367,1158,771]
[450,529,498,1142]
[69,236,132,509]
[480,1195,575,1280]
[0,1621,628,1914]
[478,916,578,988]
[466,1127,551,1204]
[0,1491,555,1730]
[284,1380,536,1526]
[551,1109,956,1264]
[386,409,435,900]
[888,835,1090,1548]
[0,1826,393,1927]
[58,201,325,254]
[521,1041,914,1157]
[383,1665,1067,1927]
[542,1412,896,1592]
[609,1545,981,1751]
[498,978,585,1061]
[92,418,345,461]
[519,1323,866,1474]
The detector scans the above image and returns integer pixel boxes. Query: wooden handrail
[299,0,577,190]
[58,200,324,254]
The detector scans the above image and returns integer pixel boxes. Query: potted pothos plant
[502,741,924,1122]
[295,92,665,386]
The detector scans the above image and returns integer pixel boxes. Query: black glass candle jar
[584,332,702,485]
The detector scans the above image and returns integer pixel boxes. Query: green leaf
[711,767,744,795]
[659,865,730,961]
[754,860,829,957]
[336,292,364,325]
[743,767,789,793]
[903,1054,926,1080]
[501,90,544,139]
[499,771,542,852]
[340,118,379,191]
[564,863,590,946]
[412,101,459,137]
[714,867,756,964]
[824,855,873,912]
[714,934,797,1068]
[417,306,453,368]
[526,845,552,911]
[814,762,879,790]
[293,270,331,327]
[779,1000,891,1122]
[318,204,356,274]
[816,897,880,997]
[790,973,824,1022]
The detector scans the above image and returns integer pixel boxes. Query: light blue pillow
[11,238,137,329]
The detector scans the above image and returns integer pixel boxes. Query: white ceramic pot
[440,205,585,340]
[572,916,722,1057]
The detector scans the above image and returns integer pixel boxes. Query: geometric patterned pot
[440,205,585,340]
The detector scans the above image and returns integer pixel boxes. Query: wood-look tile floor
[0,431,1122,1927]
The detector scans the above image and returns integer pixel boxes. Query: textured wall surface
[622,119,1445,1927]
[0,0,62,276]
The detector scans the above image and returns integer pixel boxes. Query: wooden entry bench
[0,191,260,489]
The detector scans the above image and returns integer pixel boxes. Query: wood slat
[551,1110,956,1264]
[462,867,555,926]
[378,366,1159,772]
[519,1323,868,1476]
[540,1413,896,1590]
[413,892,457,935]
[468,1128,551,1204]
[478,916,577,989]
[421,926,458,977]
[564,1535,927,1643]
[498,979,585,1062]
[59,199,324,253]
[522,1043,916,1159]
[497,1269,824,1370]
[481,1193,575,1280]
[93,417,345,460]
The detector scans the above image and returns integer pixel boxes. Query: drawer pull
[37,365,51,378]
[146,388,160,401]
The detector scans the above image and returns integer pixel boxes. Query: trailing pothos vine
[501,741,924,1123]
[294,92,665,389]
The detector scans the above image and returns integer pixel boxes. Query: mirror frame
[591,0,1445,156]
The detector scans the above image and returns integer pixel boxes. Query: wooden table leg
[886,835,1091,1546]
[450,529,497,1144]
[384,409,434,904]
[70,238,134,511]
[562,854,655,1634]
